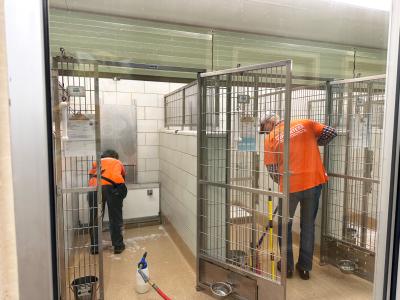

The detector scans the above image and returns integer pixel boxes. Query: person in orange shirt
[260,112,337,280]
[88,149,127,255]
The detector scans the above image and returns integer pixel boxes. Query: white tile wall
[144,81,170,95]
[157,120,165,131]
[170,82,186,92]
[117,79,145,93]
[102,91,117,105]
[160,131,198,255]
[99,79,186,184]
[157,95,165,107]
[145,133,159,145]
[133,93,159,107]
[146,158,160,171]
[138,145,158,159]
[99,78,116,92]
[136,107,145,120]
[137,120,158,133]
[116,92,132,105]
[137,133,146,146]
[138,171,159,183]
[159,127,326,256]
[137,158,146,172]
[145,107,164,120]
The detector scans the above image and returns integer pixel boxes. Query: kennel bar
[197,61,293,300]
[165,73,332,131]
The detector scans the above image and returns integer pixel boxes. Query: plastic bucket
[71,276,98,300]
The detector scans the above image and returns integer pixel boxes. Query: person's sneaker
[114,244,126,254]
[296,263,310,280]
[90,247,99,255]
[277,261,293,278]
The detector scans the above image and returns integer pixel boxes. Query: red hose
[155,286,172,300]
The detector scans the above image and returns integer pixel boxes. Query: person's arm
[312,121,337,146]
[264,136,280,183]
[88,161,97,178]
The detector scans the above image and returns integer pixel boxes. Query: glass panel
[47,1,392,299]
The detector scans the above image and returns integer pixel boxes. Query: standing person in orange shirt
[88,149,127,255]
[260,112,337,280]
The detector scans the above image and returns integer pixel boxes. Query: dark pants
[278,184,322,271]
[88,185,125,251]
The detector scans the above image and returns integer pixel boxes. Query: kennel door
[321,75,385,282]
[197,61,293,300]
[52,53,104,300]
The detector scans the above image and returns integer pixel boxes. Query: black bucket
[71,276,98,300]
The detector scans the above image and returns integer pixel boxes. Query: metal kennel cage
[286,75,385,282]
[321,75,385,282]
[52,52,104,300]
[51,49,206,299]
[197,61,293,300]
[164,81,198,130]
[193,64,384,299]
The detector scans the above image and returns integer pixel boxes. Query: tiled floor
[102,225,372,300]
[102,225,213,300]
[286,250,372,300]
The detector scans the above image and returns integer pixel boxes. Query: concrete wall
[159,130,197,254]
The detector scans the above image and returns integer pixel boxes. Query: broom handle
[268,195,276,280]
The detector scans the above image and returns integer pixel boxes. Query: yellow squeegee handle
[268,197,276,280]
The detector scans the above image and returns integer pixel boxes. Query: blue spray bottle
[136,252,150,294]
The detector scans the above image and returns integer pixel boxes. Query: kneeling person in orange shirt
[88,149,127,255]
[260,113,337,280]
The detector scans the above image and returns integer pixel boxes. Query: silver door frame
[374,0,400,298]
[5,0,54,298]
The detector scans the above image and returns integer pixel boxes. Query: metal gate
[51,50,104,299]
[288,75,385,282]
[50,48,206,299]
[197,61,292,300]
[321,75,385,281]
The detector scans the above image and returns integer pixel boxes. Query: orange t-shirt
[88,157,126,187]
[264,119,328,193]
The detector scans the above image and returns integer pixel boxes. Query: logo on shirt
[274,124,306,144]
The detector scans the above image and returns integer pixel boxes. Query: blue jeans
[278,185,323,271]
